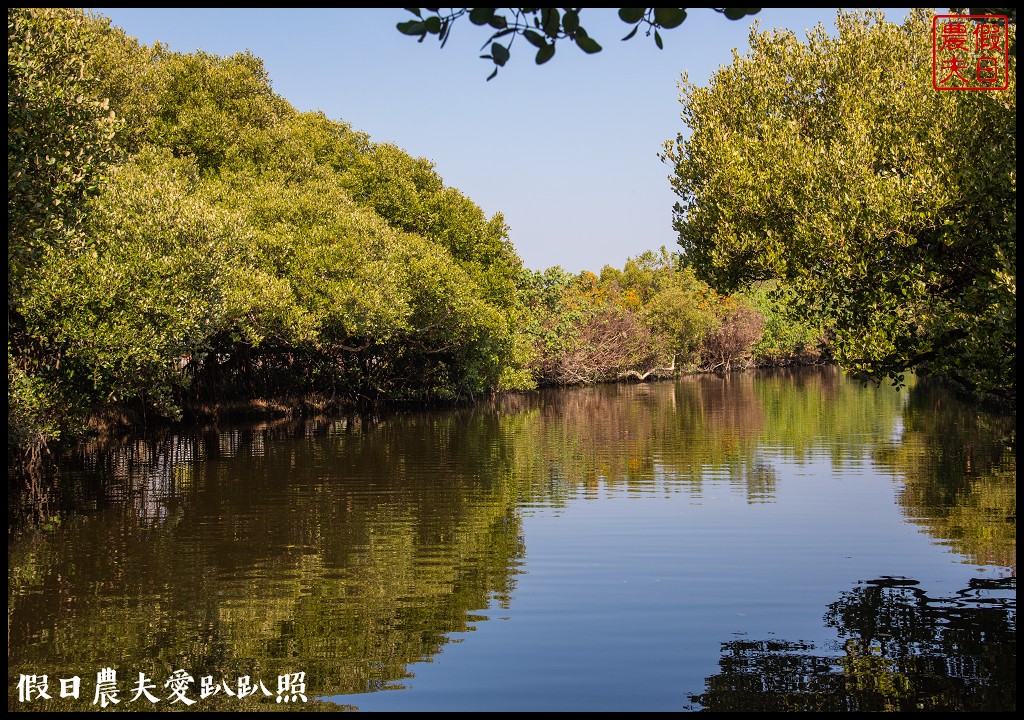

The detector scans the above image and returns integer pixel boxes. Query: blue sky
[93,8,915,273]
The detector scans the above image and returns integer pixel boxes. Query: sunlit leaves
[663,9,1016,403]
[11,9,535,455]
[8,8,121,291]
[9,8,125,452]
[518,248,815,384]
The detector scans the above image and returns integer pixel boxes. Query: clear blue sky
[93,8,915,273]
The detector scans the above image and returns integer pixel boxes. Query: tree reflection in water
[9,369,1015,711]
[689,576,1016,712]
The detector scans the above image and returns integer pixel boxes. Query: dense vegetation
[663,9,1016,405]
[9,8,825,465]
[14,10,1012,467]
[518,250,823,385]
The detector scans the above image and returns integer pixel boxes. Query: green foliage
[663,9,1016,403]
[645,281,716,369]
[8,10,535,457]
[8,8,123,456]
[518,248,814,384]
[145,49,293,172]
[398,7,760,79]
[741,282,827,366]
[342,143,524,311]
[20,149,284,422]
[7,8,120,301]
[7,6,875,463]
[8,348,75,453]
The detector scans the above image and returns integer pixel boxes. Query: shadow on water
[687,575,1016,712]
[682,373,1016,713]
[8,368,1016,710]
[8,412,528,710]
[874,380,1016,568]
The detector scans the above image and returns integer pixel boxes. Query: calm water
[8,368,1016,711]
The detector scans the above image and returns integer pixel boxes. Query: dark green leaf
[491,41,509,66]
[655,29,663,49]
[488,14,508,29]
[524,29,546,48]
[469,8,492,25]
[424,16,441,33]
[563,10,580,33]
[536,43,555,64]
[487,67,498,80]
[654,8,687,29]
[576,35,602,54]
[542,7,561,37]
[618,8,646,23]
[622,25,639,41]
[396,20,427,35]
[723,8,749,20]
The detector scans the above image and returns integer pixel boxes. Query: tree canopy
[663,9,1016,404]
[11,8,797,463]
[8,8,531,457]
[397,7,759,79]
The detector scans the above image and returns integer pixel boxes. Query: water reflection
[493,366,907,506]
[689,576,1016,712]
[9,414,527,709]
[7,368,1016,711]
[874,382,1016,568]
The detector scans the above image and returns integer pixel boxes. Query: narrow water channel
[8,367,1016,711]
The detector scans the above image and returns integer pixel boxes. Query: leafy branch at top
[397,8,760,80]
